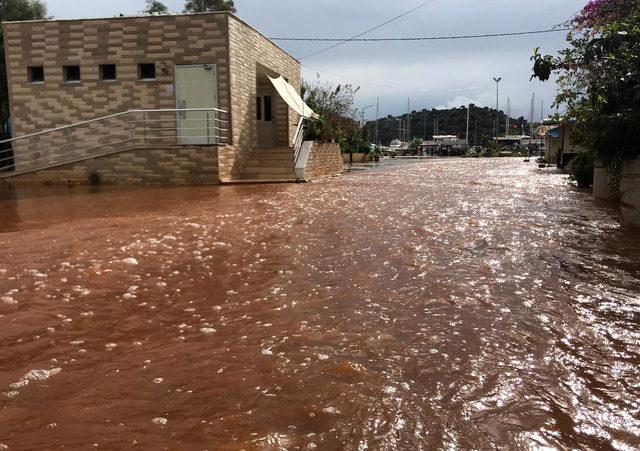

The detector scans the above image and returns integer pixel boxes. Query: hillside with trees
[366,105,529,146]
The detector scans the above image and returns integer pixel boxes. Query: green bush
[568,152,594,188]
[88,170,102,186]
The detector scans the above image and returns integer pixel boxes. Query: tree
[302,77,367,153]
[144,0,170,14]
[531,0,640,172]
[183,0,236,13]
[409,138,422,154]
[0,0,47,124]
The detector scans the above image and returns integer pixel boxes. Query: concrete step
[243,168,296,176]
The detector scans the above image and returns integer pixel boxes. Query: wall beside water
[621,157,640,227]
[2,145,220,186]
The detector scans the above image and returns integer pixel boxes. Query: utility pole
[505,97,511,136]
[423,109,427,140]
[375,96,380,146]
[466,104,470,145]
[407,98,411,142]
[493,77,502,141]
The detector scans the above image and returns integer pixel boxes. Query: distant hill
[365,104,530,146]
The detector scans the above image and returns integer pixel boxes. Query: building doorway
[175,64,218,145]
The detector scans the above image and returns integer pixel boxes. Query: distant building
[543,121,586,168]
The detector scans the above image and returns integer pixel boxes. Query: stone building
[1,12,342,185]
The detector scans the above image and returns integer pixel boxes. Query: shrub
[88,170,102,186]
[568,152,594,188]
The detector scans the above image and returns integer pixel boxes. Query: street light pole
[493,77,502,142]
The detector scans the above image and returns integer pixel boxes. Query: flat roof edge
[1,10,231,25]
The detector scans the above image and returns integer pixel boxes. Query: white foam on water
[261,348,274,356]
[1,296,17,305]
[23,368,62,382]
[200,328,216,334]
[152,417,168,425]
[105,343,118,350]
[317,354,330,361]
[153,378,164,384]
[122,258,139,266]
[70,341,85,346]
[9,380,29,389]
[383,386,397,395]
[4,391,19,399]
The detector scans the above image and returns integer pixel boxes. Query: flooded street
[1,158,639,450]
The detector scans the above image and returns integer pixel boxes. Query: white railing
[293,117,306,163]
[0,108,229,178]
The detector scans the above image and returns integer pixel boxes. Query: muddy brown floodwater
[1,158,639,450]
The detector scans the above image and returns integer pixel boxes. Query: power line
[298,0,438,59]
[276,28,570,42]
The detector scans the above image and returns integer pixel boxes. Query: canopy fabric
[268,76,318,119]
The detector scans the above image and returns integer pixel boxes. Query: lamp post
[493,77,502,142]
[360,104,375,150]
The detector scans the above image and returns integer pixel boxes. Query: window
[28,66,44,84]
[99,64,117,81]
[263,95,272,122]
[138,63,156,80]
[256,95,273,122]
[63,65,81,83]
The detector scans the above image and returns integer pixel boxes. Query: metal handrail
[293,117,306,162]
[0,108,230,178]
[0,108,228,144]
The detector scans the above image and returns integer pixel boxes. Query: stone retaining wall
[2,145,219,186]
[621,158,640,227]
[305,142,343,179]
[593,161,620,201]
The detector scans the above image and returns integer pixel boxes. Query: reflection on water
[1,159,639,449]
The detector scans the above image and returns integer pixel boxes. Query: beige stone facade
[305,142,343,179]
[2,12,301,185]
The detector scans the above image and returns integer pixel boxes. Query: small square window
[28,66,44,84]
[138,63,156,80]
[99,64,117,81]
[63,65,81,83]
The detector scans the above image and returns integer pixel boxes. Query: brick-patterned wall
[306,142,343,179]
[3,13,232,179]
[2,145,219,186]
[4,14,231,135]
[223,14,301,180]
[3,12,303,185]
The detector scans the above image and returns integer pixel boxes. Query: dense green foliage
[0,0,47,123]
[303,79,368,153]
[144,0,170,14]
[568,152,595,188]
[532,0,639,168]
[184,0,236,13]
[365,105,527,146]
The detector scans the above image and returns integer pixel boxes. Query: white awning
[268,76,318,119]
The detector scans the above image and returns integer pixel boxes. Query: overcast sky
[44,0,586,120]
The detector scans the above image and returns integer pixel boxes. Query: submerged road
[1,159,639,450]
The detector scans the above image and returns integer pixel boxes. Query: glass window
[63,65,81,83]
[256,96,262,121]
[100,64,117,81]
[264,95,272,122]
[28,66,44,83]
[138,63,156,80]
